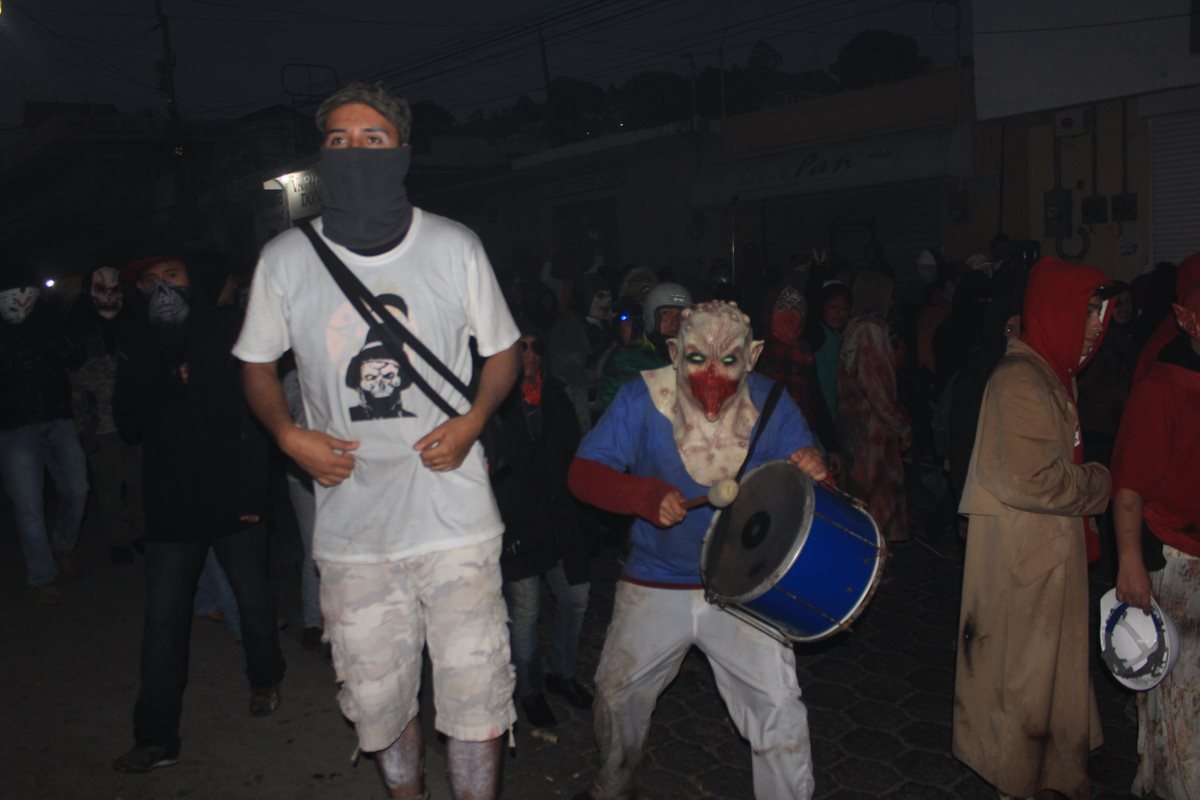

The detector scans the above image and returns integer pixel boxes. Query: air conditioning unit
[1055,108,1092,137]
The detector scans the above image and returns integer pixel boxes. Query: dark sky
[0,0,973,127]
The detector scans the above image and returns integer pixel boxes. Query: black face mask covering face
[319,146,414,251]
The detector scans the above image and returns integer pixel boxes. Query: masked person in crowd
[494,329,595,729]
[0,258,88,605]
[236,83,520,800]
[69,265,143,564]
[568,301,827,800]
[111,250,284,773]
[1111,283,1200,799]
[953,257,1116,800]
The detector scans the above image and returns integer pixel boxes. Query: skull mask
[0,286,39,325]
[90,267,123,320]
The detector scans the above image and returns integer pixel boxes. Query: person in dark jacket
[494,330,596,729]
[0,259,88,605]
[111,249,284,774]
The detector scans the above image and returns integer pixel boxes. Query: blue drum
[700,460,885,643]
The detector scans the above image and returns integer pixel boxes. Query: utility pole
[154,0,181,150]
[538,28,555,142]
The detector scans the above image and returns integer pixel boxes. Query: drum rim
[701,461,888,643]
[700,460,814,604]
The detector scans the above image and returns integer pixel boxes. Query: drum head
[701,461,813,603]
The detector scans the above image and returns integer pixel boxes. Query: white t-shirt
[234,210,519,563]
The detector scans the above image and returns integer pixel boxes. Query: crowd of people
[1,80,1197,800]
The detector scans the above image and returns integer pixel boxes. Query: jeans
[133,525,285,756]
[0,419,89,587]
[286,473,322,630]
[503,561,589,698]
[193,550,241,638]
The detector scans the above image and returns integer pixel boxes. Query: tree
[614,70,691,129]
[830,30,930,91]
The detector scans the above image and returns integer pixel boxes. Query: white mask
[0,287,39,324]
[90,267,123,320]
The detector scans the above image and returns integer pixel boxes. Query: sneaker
[34,583,61,606]
[250,683,281,717]
[520,693,557,728]
[545,674,593,709]
[301,626,324,651]
[112,745,178,773]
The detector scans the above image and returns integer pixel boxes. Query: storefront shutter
[1149,111,1200,265]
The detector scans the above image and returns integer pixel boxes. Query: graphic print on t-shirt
[344,293,418,421]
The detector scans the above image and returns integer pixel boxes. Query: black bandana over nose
[318,146,414,251]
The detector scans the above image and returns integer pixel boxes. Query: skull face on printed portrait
[344,293,416,421]
[669,301,763,422]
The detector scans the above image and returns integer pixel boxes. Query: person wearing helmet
[593,283,693,415]
[953,257,1117,800]
[1110,283,1200,798]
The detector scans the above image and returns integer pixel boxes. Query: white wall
[974,0,1200,119]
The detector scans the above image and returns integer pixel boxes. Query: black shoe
[520,693,557,728]
[250,683,281,717]
[301,626,324,651]
[545,674,593,709]
[112,745,178,773]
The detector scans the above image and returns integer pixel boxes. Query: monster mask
[642,301,764,486]
[91,267,123,319]
[0,287,39,324]
[671,301,763,421]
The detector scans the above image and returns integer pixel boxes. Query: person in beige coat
[953,257,1117,800]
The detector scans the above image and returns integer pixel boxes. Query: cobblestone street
[3,475,1145,799]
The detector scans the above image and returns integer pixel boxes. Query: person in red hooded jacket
[953,257,1117,800]
[1111,282,1200,799]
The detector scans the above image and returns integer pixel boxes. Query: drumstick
[682,478,739,510]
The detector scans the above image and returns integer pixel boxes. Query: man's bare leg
[446,735,503,800]
[378,718,425,799]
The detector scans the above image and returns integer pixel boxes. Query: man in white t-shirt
[235,82,520,800]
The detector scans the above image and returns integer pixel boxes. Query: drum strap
[736,380,786,482]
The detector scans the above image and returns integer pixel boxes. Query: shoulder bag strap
[735,379,786,482]
[297,220,466,418]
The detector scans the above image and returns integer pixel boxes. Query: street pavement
[2,473,1147,800]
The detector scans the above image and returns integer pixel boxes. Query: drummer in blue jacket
[567,300,827,800]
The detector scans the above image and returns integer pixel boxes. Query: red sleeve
[1110,372,1170,497]
[568,457,677,524]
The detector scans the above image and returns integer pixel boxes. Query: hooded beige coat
[953,338,1111,799]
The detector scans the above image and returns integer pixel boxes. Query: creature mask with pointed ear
[669,301,763,422]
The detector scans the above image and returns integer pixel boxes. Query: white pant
[590,582,814,800]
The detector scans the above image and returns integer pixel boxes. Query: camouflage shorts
[318,537,516,750]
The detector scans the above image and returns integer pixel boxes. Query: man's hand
[280,427,360,487]
[1116,562,1154,612]
[414,414,483,472]
[788,446,829,482]
[656,489,686,528]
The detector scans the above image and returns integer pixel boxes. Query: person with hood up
[837,270,910,542]
[1110,281,1200,799]
[953,257,1117,800]
[111,249,284,773]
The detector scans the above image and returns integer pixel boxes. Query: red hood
[1177,251,1200,304]
[1019,257,1112,392]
